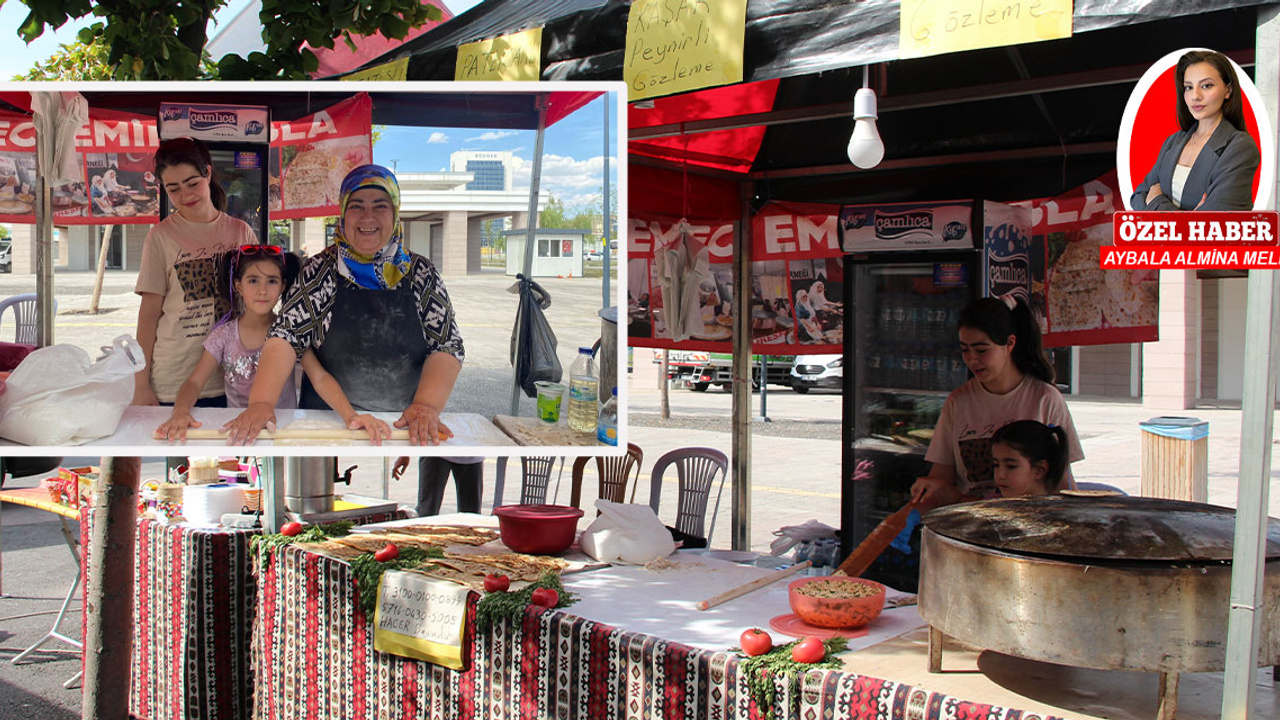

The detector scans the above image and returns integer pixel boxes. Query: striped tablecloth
[252,542,1066,720]
[82,508,405,720]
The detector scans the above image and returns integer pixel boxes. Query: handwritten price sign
[899,0,1073,59]
[624,0,747,102]
[373,571,471,668]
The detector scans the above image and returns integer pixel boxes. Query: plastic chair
[570,443,644,511]
[0,293,54,345]
[647,447,729,543]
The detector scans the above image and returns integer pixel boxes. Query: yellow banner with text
[899,0,1073,59]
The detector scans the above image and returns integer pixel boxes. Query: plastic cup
[535,381,565,423]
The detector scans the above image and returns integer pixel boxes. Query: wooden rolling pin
[695,561,812,611]
[835,503,917,578]
[153,428,420,442]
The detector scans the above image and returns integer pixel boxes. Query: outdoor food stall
[247,507,1280,719]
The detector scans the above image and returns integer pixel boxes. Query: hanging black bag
[510,274,563,398]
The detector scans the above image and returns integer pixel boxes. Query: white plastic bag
[579,499,675,564]
[0,335,146,445]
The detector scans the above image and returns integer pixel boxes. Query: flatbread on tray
[412,552,569,590]
[367,525,500,546]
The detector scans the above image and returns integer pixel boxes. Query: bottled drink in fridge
[568,347,599,434]
[597,387,618,445]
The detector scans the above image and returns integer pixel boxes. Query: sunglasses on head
[238,244,284,257]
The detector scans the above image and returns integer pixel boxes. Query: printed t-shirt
[135,212,256,402]
[925,376,1084,498]
[203,320,298,409]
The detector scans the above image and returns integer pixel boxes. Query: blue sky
[372,97,620,211]
[0,0,618,212]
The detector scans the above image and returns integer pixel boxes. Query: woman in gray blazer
[1131,50,1259,211]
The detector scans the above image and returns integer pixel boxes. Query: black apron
[299,280,429,413]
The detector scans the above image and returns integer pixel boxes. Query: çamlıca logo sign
[189,110,239,132]
[874,209,933,239]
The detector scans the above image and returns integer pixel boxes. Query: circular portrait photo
[1117,48,1274,212]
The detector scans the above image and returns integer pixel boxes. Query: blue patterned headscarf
[333,164,411,289]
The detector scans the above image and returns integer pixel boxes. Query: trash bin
[1139,416,1208,502]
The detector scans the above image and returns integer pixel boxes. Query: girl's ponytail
[1008,297,1054,384]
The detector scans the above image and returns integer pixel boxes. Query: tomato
[279,521,304,537]
[739,628,773,657]
[374,543,399,563]
[791,636,826,664]
[483,574,511,593]
[530,587,559,607]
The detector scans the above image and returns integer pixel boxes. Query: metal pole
[1222,7,1280,717]
[36,174,54,346]
[757,354,770,422]
[265,457,287,532]
[601,95,612,309]
[730,182,753,551]
[510,94,549,416]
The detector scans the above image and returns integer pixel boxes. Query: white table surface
[0,406,517,456]
[358,513,924,654]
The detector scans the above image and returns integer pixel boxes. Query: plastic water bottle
[597,387,618,445]
[568,347,599,434]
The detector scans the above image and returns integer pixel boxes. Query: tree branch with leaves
[10,0,441,80]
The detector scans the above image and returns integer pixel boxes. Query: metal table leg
[12,515,83,687]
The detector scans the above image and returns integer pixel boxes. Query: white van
[789,354,843,393]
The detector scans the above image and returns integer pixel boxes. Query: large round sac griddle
[918,495,1280,676]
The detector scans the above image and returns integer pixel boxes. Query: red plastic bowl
[788,576,886,629]
[492,504,585,555]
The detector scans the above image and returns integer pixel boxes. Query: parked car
[0,240,10,273]
[584,250,603,261]
[789,354,843,393]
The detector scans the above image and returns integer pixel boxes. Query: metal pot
[284,457,355,515]
[918,495,1280,718]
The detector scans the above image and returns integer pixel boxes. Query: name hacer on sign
[1103,212,1280,269]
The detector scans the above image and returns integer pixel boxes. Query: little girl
[989,420,1070,498]
[156,245,300,441]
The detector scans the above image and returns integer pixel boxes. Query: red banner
[1016,171,1159,347]
[1104,211,1280,268]
[268,93,373,220]
[0,108,160,225]
[627,202,844,354]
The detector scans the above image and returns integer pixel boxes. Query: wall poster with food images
[627,201,843,354]
[0,108,159,225]
[1014,171,1158,346]
[0,110,38,220]
[269,93,373,219]
[84,151,160,223]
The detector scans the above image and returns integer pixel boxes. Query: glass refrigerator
[837,199,1020,591]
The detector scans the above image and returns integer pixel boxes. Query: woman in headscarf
[223,165,464,445]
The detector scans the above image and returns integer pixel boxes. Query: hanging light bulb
[847,67,885,169]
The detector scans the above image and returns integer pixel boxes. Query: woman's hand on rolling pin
[395,402,454,446]
[345,413,391,446]
[222,402,277,446]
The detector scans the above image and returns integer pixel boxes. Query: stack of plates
[182,483,246,526]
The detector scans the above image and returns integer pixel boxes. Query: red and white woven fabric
[81,508,406,720]
[252,544,1066,720]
